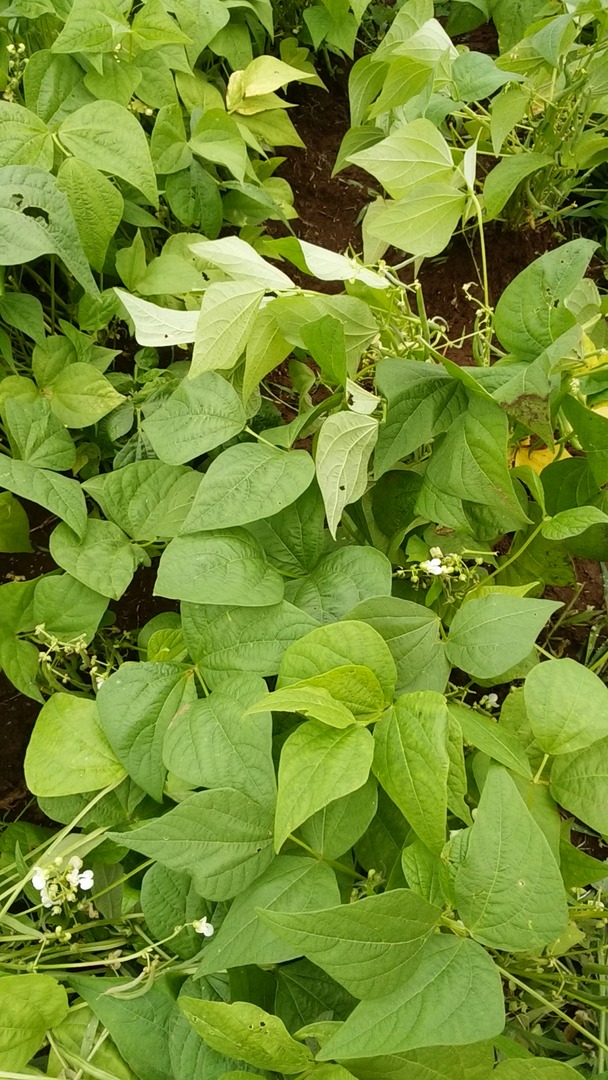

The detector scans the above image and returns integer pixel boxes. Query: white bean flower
[192,917,214,937]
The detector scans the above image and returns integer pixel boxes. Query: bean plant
[336,0,608,259]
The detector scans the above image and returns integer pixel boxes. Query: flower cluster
[398,548,484,596]
[3,43,28,102]
[31,856,94,915]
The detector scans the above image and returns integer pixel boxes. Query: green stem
[498,966,608,1055]
[533,753,550,785]
[484,521,545,583]
[288,834,365,881]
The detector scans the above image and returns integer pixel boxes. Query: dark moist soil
[1,68,606,820]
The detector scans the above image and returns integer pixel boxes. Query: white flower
[420,557,444,576]
[78,870,94,891]
[31,867,48,891]
[193,917,214,937]
[40,889,53,909]
[429,547,443,558]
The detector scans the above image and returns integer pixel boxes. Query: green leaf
[493,1061,584,1078]
[349,119,454,199]
[277,620,397,701]
[561,396,608,487]
[524,657,608,755]
[542,506,608,540]
[300,776,377,859]
[319,935,504,1060]
[285,546,391,625]
[342,1043,495,1080]
[366,55,433,119]
[259,888,441,999]
[454,765,568,951]
[51,0,130,54]
[115,290,198,347]
[111,787,274,900]
[97,662,197,801]
[183,444,315,531]
[192,235,294,291]
[249,684,357,729]
[345,597,449,695]
[401,836,445,907]
[0,100,53,169]
[131,0,192,50]
[69,974,176,1080]
[162,674,276,804]
[84,460,202,541]
[189,110,247,182]
[33,573,108,645]
[171,0,230,63]
[367,184,466,258]
[142,371,246,465]
[156,528,284,606]
[275,722,374,850]
[56,157,123,273]
[141,863,208,960]
[315,412,378,539]
[446,595,560,680]
[182,600,319,687]
[244,483,325,576]
[0,452,86,536]
[190,281,264,377]
[448,701,532,779]
[0,165,98,295]
[374,359,466,476]
[165,160,222,234]
[198,856,340,975]
[0,974,68,1071]
[483,152,554,221]
[178,999,312,1073]
[0,491,31,552]
[58,100,158,205]
[266,664,385,722]
[50,518,140,600]
[4,396,75,471]
[494,240,596,361]
[373,691,450,853]
[452,51,522,101]
[24,692,125,797]
[0,292,45,345]
[417,394,530,532]
[550,737,608,836]
[243,305,292,402]
[0,632,42,701]
[45,362,125,428]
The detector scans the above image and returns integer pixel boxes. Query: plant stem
[498,966,608,1055]
[484,521,545,582]
[288,834,365,881]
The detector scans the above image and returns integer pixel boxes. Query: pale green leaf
[316,412,378,538]
[367,184,466,258]
[24,692,125,796]
[454,765,568,951]
[156,528,284,606]
[319,936,504,1060]
[524,657,608,755]
[446,595,561,680]
[183,443,315,531]
[58,99,158,205]
[275,722,374,850]
[84,460,202,541]
[285,546,391,624]
[50,518,140,600]
[258,888,441,999]
[97,662,197,801]
[0,974,68,1071]
[178,999,312,1073]
[373,692,450,853]
[197,856,340,975]
[349,119,453,199]
[0,101,53,169]
[111,788,274,900]
[0,452,87,536]
[142,371,245,465]
[550,737,608,836]
[277,619,397,701]
[56,158,123,272]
